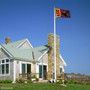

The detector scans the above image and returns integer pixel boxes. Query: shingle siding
[0,49,10,59]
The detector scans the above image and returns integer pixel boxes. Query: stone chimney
[47,33,60,75]
[5,37,11,44]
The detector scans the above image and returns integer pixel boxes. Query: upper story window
[2,60,5,63]
[6,59,9,62]
[0,59,10,75]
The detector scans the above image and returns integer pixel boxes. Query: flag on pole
[54,7,70,80]
[55,8,70,18]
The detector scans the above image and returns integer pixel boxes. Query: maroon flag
[55,8,70,18]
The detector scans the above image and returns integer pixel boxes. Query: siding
[19,41,32,49]
[0,49,10,59]
[39,53,48,64]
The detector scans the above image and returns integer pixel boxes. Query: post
[54,7,56,80]
[83,74,85,81]
[19,73,20,80]
[73,74,75,82]
[42,58,43,80]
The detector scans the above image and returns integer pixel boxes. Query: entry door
[43,65,47,79]
[39,65,47,80]
[27,64,31,73]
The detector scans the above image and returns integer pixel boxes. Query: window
[0,65,1,74]
[2,65,4,74]
[39,65,42,78]
[0,59,10,75]
[6,64,9,74]
[2,60,5,63]
[6,59,9,63]
[60,67,63,73]
[22,64,26,73]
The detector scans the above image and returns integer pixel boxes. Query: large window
[22,64,26,73]
[39,65,42,78]
[0,59,10,75]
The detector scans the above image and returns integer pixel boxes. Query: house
[0,33,67,82]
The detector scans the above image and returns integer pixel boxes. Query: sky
[0,0,90,75]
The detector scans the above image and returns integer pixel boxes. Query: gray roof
[1,39,49,61]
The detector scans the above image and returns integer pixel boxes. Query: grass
[0,83,90,90]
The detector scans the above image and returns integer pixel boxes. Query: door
[27,64,31,73]
[39,65,47,80]
[43,65,47,79]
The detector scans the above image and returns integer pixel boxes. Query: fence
[19,73,39,80]
[47,73,90,82]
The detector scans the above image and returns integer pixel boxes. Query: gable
[17,39,33,49]
[39,53,48,64]
[0,49,10,59]
[19,41,32,49]
[59,54,67,66]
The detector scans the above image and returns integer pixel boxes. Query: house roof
[0,38,66,66]
[1,39,49,61]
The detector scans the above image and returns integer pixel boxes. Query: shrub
[27,80,32,83]
[16,78,24,83]
[69,80,74,84]
[64,80,70,84]
[56,80,63,84]
[0,80,12,83]
[32,76,36,79]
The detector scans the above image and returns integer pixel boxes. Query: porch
[18,73,90,83]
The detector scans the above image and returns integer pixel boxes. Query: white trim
[37,50,49,61]
[0,45,1,48]
[60,66,64,72]
[17,39,33,49]
[0,45,12,57]
[19,61,32,74]
[13,60,16,82]
[38,63,48,80]
[26,39,33,48]
[59,54,67,66]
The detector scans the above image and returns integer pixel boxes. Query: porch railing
[47,73,90,82]
[19,73,39,80]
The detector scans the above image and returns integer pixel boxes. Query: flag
[55,8,70,18]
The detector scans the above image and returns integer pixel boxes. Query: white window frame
[38,63,48,80]
[19,61,32,74]
[0,58,10,76]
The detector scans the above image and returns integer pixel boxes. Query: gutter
[10,57,40,63]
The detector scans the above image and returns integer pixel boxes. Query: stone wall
[47,33,60,76]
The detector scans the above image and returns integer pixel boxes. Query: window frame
[0,58,10,76]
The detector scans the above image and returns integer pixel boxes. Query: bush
[32,76,36,79]
[56,80,63,84]
[16,79,24,83]
[0,80,12,83]
[69,80,74,84]
[27,80,32,83]
[64,80,70,84]
[64,80,75,84]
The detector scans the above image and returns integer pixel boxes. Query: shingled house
[0,33,66,82]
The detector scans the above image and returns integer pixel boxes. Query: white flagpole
[54,7,56,80]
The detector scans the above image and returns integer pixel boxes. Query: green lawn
[0,83,90,90]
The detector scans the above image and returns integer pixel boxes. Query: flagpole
[54,7,56,80]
